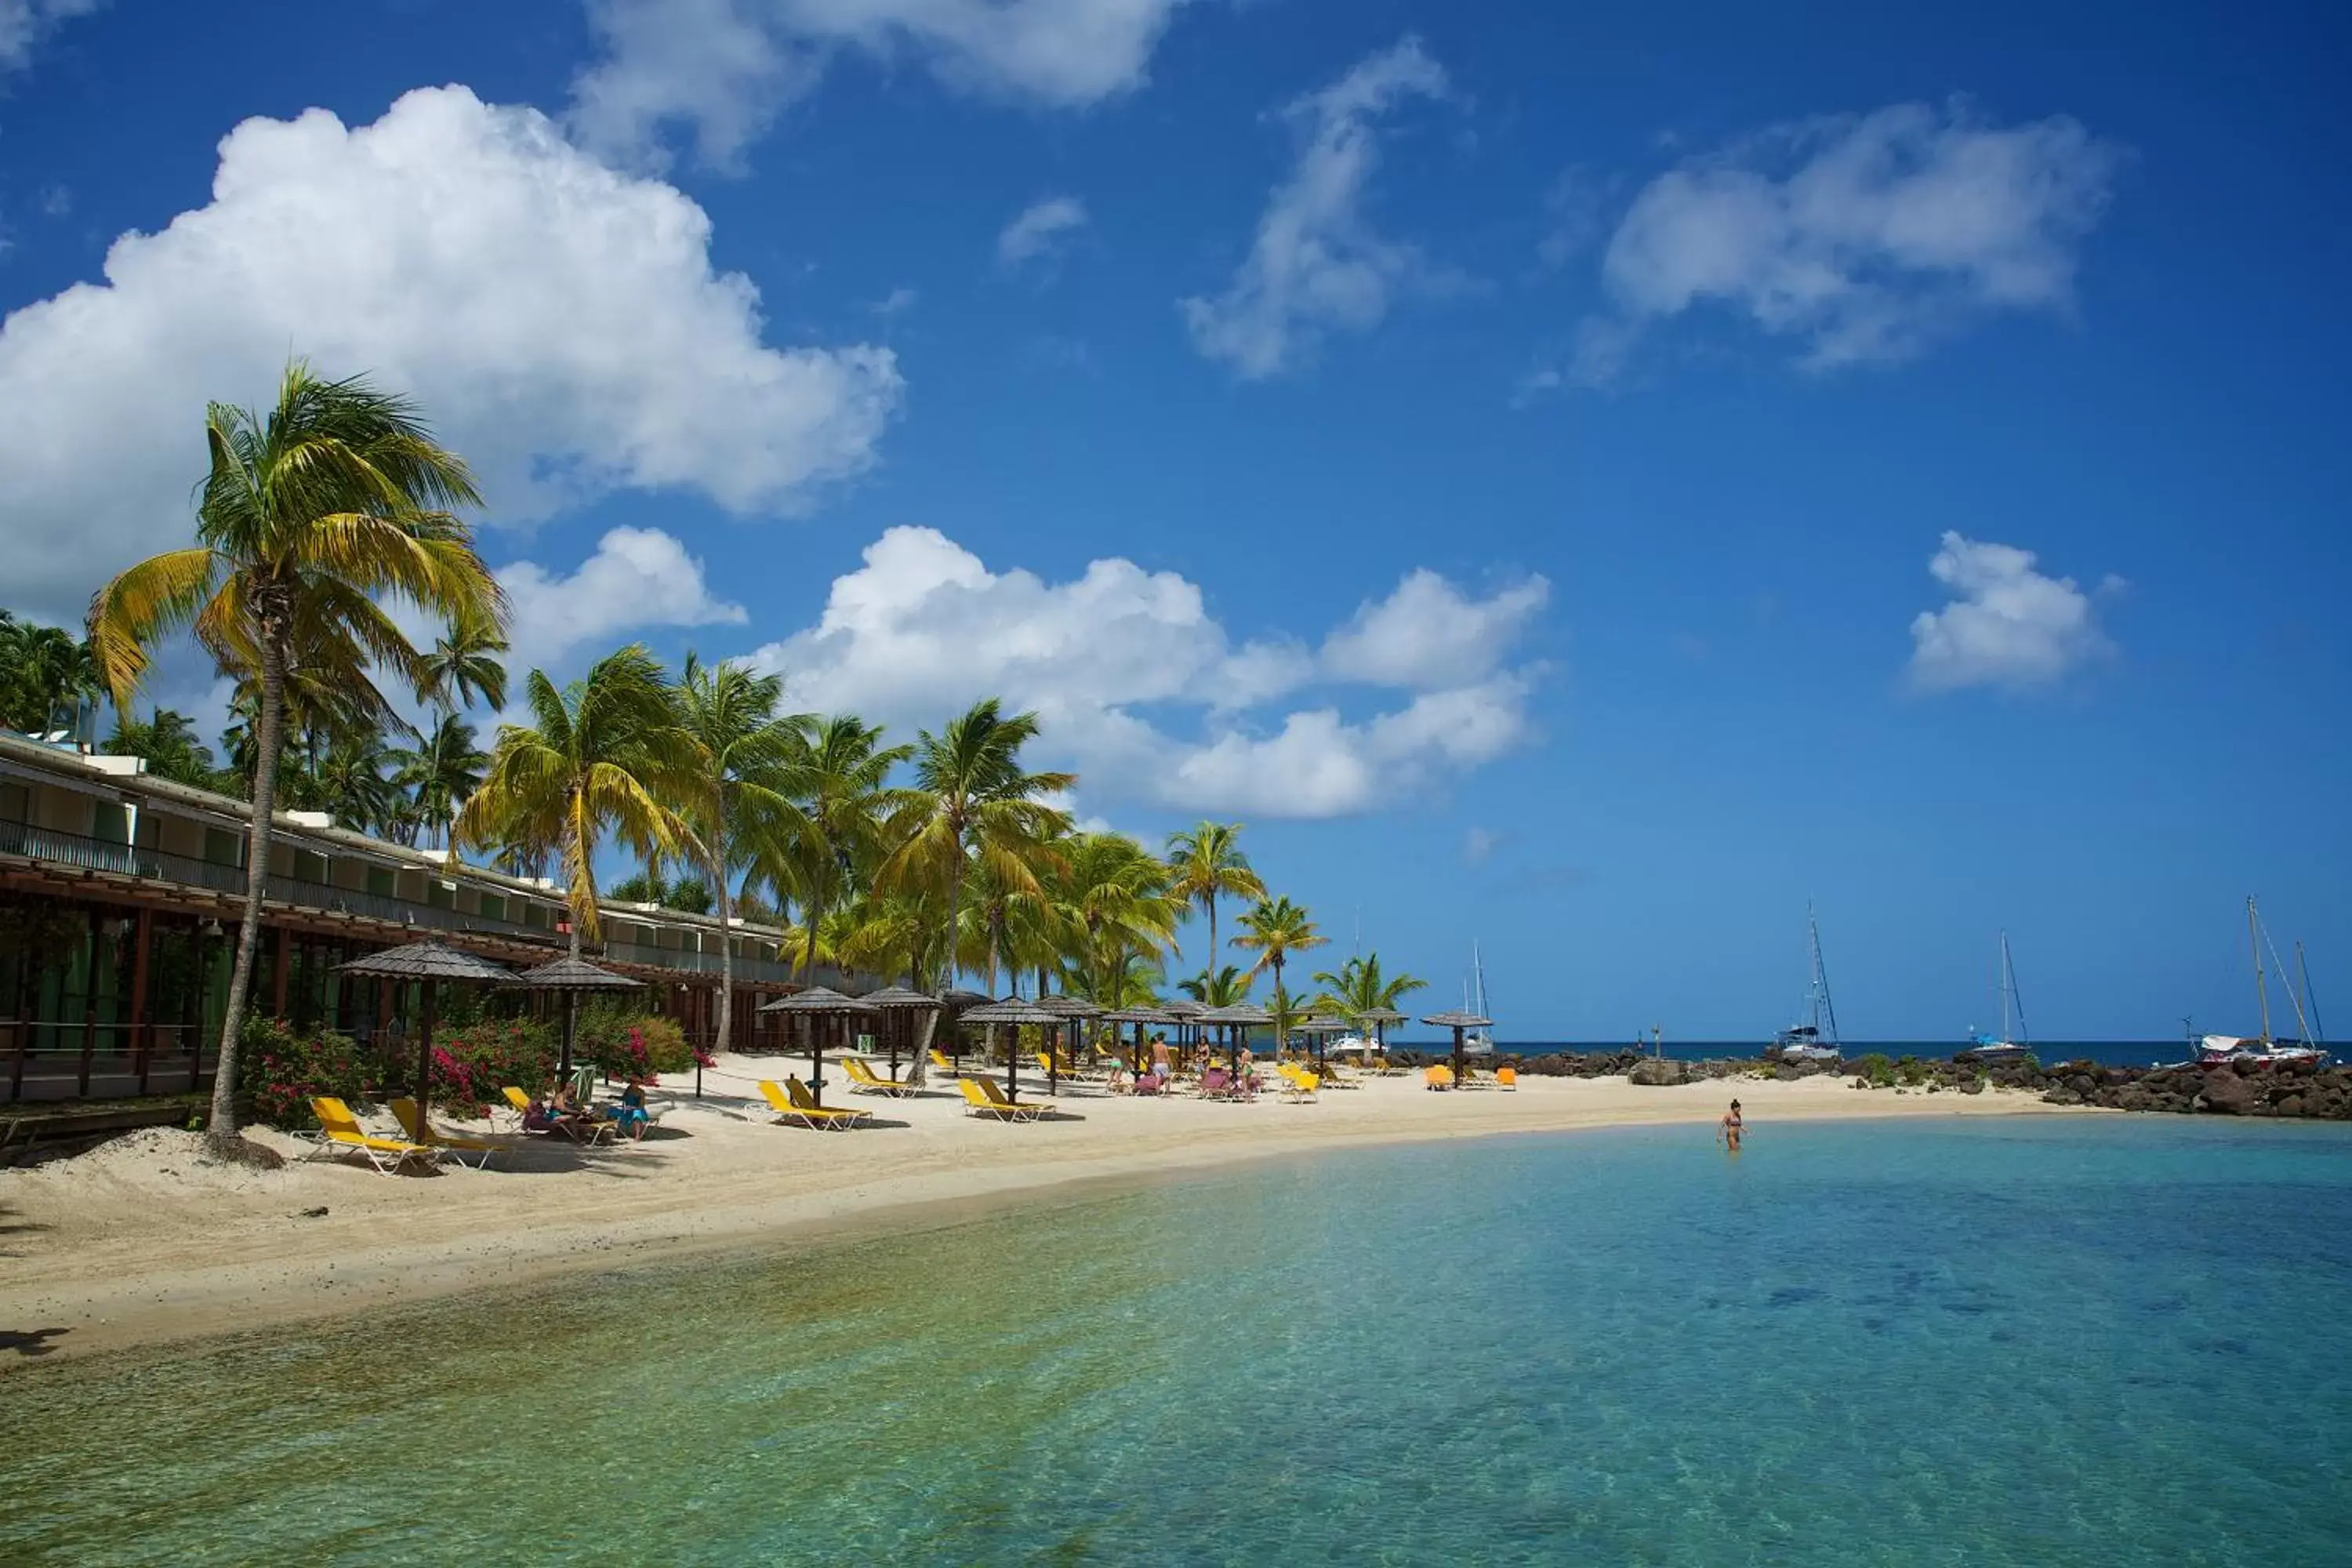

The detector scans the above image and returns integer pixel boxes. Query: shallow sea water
[4,1116,2350,1565]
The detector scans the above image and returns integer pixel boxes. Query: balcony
[0,821,800,983]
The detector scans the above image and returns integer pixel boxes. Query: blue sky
[3,0,2347,1041]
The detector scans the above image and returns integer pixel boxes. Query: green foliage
[1896,1054,1927,1086]
[575,1002,693,1080]
[240,1015,370,1130]
[0,895,89,971]
[430,1017,558,1113]
[1853,1052,1897,1088]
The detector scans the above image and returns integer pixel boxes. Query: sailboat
[1462,945,1496,1056]
[2200,898,2328,1068]
[1963,931,2030,1060]
[1773,905,1842,1063]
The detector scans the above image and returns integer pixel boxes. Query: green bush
[575,1003,693,1082]
[1852,1052,1896,1088]
[430,1018,558,1114]
[1896,1054,1928,1086]
[240,1015,370,1130]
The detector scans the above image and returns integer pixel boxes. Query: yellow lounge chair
[307,1096,440,1175]
[959,1077,1047,1123]
[388,1097,501,1169]
[1423,1065,1454,1091]
[928,1048,963,1076]
[1496,1066,1518,1091]
[1280,1069,1319,1103]
[757,1078,872,1131]
[497,1085,536,1131]
[844,1058,920,1097]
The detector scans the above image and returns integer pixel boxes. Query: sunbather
[607,1078,653,1141]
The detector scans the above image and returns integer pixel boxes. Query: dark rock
[1958,1076,1985,1095]
[2197,1069,2259,1116]
[2043,1087,2082,1106]
[1629,1057,1690,1087]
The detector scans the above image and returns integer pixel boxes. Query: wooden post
[270,924,290,1021]
[129,908,154,1094]
[78,916,100,1098]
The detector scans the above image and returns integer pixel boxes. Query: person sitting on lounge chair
[548,1081,603,1138]
[605,1078,653,1141]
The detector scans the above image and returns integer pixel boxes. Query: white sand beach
[0,1058,2083,1365]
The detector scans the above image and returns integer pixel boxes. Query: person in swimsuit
[1720,1098,1744,1152]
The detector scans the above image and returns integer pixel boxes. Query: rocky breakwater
[2036,1058,2352,1120]
[1835,1052,2352,1120]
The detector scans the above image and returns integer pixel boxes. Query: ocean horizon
[1375,1039,2198,1069]
[5,1115,2349,1563]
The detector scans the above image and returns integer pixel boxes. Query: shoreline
[0,1065,2083,1370]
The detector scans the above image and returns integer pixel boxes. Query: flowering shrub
[240,1016,369,1130]
[576,1005,693,1080]
[426,1019,557,1114]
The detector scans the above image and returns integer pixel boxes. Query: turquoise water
[5,1117,2351,1564]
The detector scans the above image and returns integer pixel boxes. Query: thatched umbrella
[958,996,1062,1105]
[336,941,515,1128]
[1160,996,1206,1062]
[1033,994,1103,1094]
[858,985,942,1082]
[1420,1008,1493,1088]
[1196,1001,1273,1078]
[511,955,646,1094]
[1294,1014,1352,1075]
[759,987,879,1106]
[1099,1004,1175,1076]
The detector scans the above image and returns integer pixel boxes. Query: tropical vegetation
[19,361,1389,1129]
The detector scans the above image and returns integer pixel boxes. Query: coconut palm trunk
[712,793,733,1056]
[212,605,290,1138]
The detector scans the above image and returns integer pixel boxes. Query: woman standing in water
[1719,1098,1744,1152]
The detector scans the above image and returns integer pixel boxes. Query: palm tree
[87,361,501,1143]
[746,714,910,983]
[311,727,404,835]
[1053,831,1181,1002]
[1165,822,1265,976]
[879,699,1072,994]
[454,644,700,958]
[1310,952,1428,1033]
[104,708,218,789]
[1230,895,1327,1054]
[417,612,510,713]
[1178,963,1252,1007]
[0,616,99,738]
[674,652,811,1055]
[389,712,488,851]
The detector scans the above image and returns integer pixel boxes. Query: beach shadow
[0,1327,70,1358]
[0,1204,50,1258]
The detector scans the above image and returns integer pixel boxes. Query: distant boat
[1462,944,1496,1056]
[1962,931,2031,1060]
[2203,898,2328,1069]
[1773,906,1842,1063]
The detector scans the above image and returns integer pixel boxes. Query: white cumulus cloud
[498,527,749,675]
[1907,531,2118,692]
[0,85,902,622]
[1575,100,2122,383]
[1322,569,1549,689]
[749,527,1547,817]
[997,194,1088,267]
[572,0,1193,169]
[1181,37,1451,379]
[0,0,102,73]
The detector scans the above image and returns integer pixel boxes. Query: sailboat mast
[1808,902,1840,1046]
[2249,898,2272,1045]
[1997,931,2012,1043]
[2299,942,2325,1044]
